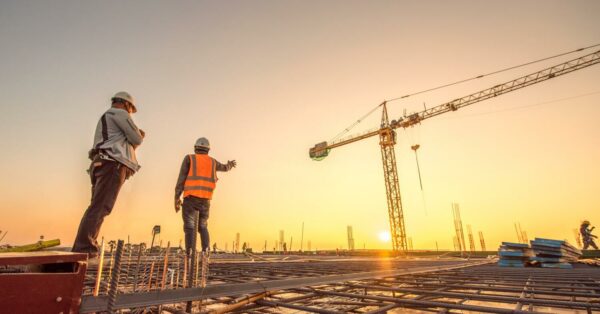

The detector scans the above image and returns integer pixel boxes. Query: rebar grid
[236,264,600,313]
[82,256,600,313]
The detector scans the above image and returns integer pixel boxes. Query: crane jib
[309,49,600,156]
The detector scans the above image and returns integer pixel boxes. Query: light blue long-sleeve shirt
[92,107,143,172]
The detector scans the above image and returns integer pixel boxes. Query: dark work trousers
[182,196,210,254]
[72,160,128,255]
[584,238,599,250]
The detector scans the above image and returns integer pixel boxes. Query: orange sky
[0,1,599,251]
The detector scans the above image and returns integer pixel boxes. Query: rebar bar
[92,241,105,296]
[107,239,124,313]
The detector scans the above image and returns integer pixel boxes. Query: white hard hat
[112,91,137,113]
[195,137,210,150]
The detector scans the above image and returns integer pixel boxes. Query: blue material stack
[530,238,582,269]
[498,242,534,267]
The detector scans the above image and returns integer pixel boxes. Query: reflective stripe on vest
[184,154,217,199]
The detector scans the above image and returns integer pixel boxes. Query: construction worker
[174,137,236,255]
[72,92,145,257]
[581,220,598,250]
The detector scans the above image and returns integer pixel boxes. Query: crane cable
[330,102,383,142]
[385,43,600,103]
[329,43,600,143]
[411,143,428,216]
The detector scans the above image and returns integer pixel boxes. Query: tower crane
[309,49,600,253]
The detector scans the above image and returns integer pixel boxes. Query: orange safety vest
[183,154,217,200]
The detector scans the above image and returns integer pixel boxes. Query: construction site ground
[76,251,600,313]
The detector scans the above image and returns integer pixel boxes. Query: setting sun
[378,231,391,243]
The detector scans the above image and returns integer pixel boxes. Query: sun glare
[378,231,391,242]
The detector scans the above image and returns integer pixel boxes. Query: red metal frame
[0,251,88,314]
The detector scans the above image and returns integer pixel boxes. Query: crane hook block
[309,142,330,161]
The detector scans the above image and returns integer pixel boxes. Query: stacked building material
[498,242,534,267]
[530,238,582,269]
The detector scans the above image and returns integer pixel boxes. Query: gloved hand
[227,160,237,169]
[175,198,182,213]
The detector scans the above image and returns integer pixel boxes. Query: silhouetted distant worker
[72,92,145,257]
[175,137,236,255]
[212,242,217,253]
[581,220,598,250]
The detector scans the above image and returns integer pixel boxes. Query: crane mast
[309,49,600,253]
[379,102,407,252]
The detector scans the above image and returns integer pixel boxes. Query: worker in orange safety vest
[174,137,236,255]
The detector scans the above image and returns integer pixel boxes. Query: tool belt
[87,149,115,175]
[88,148,114,160]
[87,149,134,180]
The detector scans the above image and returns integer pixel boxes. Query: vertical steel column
[379,102,407,253]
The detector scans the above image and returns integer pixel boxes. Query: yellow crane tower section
[309,49,600,253]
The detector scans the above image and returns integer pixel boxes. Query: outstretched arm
[216,159,236,172]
